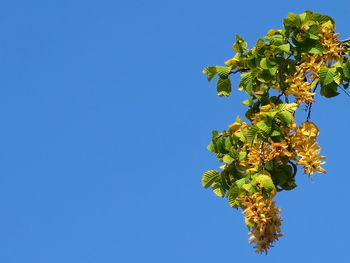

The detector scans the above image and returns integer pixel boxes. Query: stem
[306,103,313,122]
[306,84,319,122]
[285,95,289,103]
[340,37,350,43]
[339,85,350,98]
[229,68,249,75]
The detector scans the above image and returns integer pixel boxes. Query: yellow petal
[301,121,319,137]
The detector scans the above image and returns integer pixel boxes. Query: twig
[339,85,350,98]
[306,84,319,122]
[285,95,289,103]
[338,85,350,97]
[277,92,284,100]
[306,103,313,122]
[286,53,293,60]
[229,68,249,75]
[340,37,350,43]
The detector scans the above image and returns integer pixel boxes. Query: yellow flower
[267,142,292,161]
[241,193,283,254]
[229,116,247,132]
[285,67,315,103]
[297,141,326,175]
[224,53,240,67]
[245,143,265,170]
[286,124,326,176]
[320,23,343,64]
[301,121,319,137]
[299,54,324,80]
[219,164,228,170]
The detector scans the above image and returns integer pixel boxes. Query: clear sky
[0,0,349,262]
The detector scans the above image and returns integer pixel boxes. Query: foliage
[202,11,349,254]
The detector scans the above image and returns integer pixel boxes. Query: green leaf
[319,67,336,86]
[320,82,339,98]
[276,111,294,125]
[217,78,232,96]
[212,182,225,197]
[308,43,324,54]
[260,57,277,70]
[215,136,227,153]
[207,141,216,153]
[268,34,285,45]
[216,66,231,79]
[238,72,253,93]
[274,103,298,113]
[255,38,265,49]
[271,129,282,137]
[283,12,302,31]
[235,178,246,188]
[256,118,273,138]
[342,62,350,81]
[228,196,240,208]
[224,137,232,151]
[307,33,319,40]
[333,72,342,84]
[223,154,234,163]
[203,66,231,81]
[297,39,323,54]
[308,11,334,24]
[238,151,247,161]
[319,67,340,98]
[242,126,258,145]
[259,111,277,119]
[232,34,248,53]
[257,70,274,83]
[227,185,239,203]
[202,67,217,81]
[270,164,296,190]
[277,43,290,53]
[268,66,278,76]
[202,170,220,188]
[242,183,256,193]
[255,171,275,192]
[228,190,241,208]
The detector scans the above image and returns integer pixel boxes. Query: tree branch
[229,68,249,75]
[306,84,319,122]
[338,85,350,98]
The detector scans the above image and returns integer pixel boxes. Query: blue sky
[0,0,349,262]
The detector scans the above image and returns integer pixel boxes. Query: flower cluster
[285,67,315,103]
[320,21,343,64]
[241,193,283,254]
[287,122,326,175]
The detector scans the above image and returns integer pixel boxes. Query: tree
[202,11,350,254]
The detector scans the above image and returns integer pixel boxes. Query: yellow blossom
[267,142,292,161]
[224,53,240,67]
[297,141,326,175]
[320,23,343,64]
[285,67,315,103]
[241,193,283,254]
